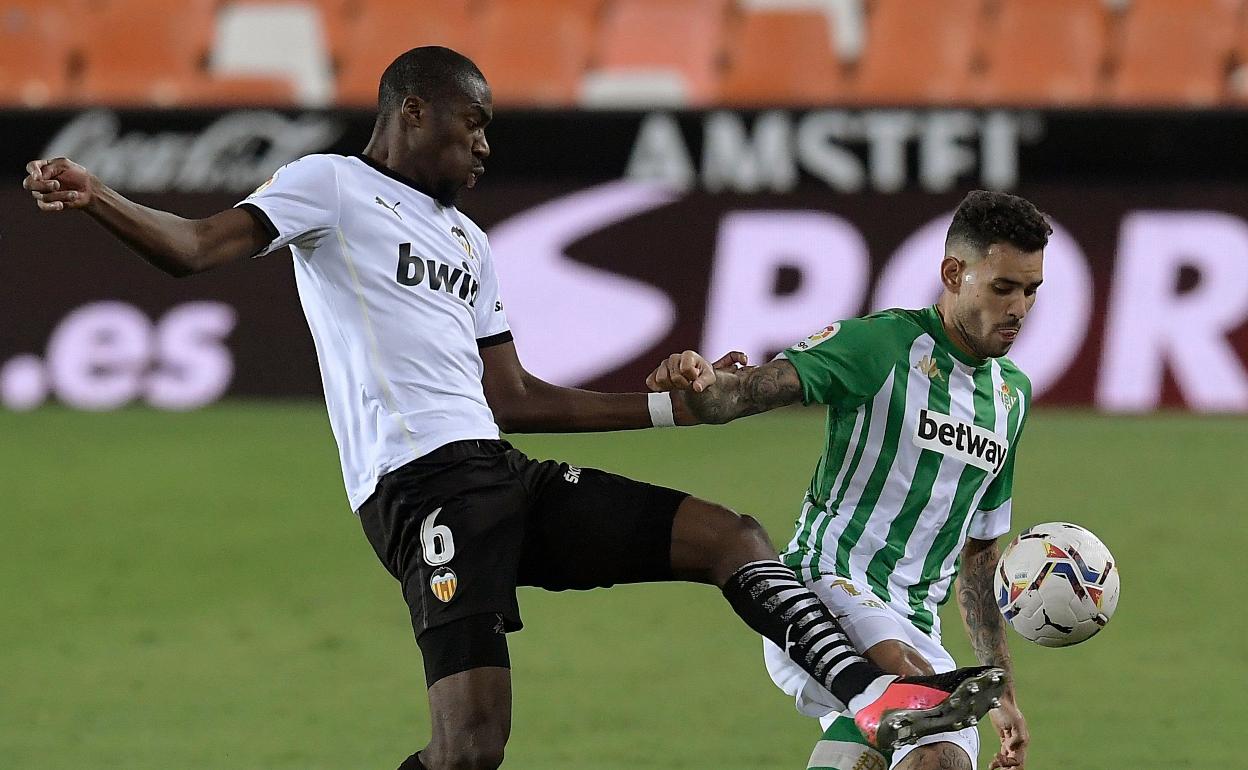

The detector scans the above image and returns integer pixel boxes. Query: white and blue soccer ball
[994,522,1121,648]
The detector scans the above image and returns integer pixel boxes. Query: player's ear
[399,96,425,128]
[940,255,965,294]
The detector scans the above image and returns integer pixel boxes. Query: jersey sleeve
[473,234,512,346]
[234,155,341,257]
[967,387,1030,541]
[779,315,909,410]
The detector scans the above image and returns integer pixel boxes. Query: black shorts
[357,439,688,638]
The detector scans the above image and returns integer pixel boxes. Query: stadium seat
[0,0,73,107]
[211,1,332,105]
[737,0,866,62]
[1109,0,1238,106]
[852,0,984,104]
[977,0,1109,106]
[75,0,300,106]
[473,0,601,106]
[331,0,476,107]
[1231,16,1248,102]
[583,0,728,106]
[719,9,847,106]
[76,0,214,105]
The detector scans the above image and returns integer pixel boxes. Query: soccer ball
[994,522,1120,647]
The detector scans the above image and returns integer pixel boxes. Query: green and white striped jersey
[779,306,1030,638]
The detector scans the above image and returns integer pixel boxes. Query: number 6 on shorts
[420,507,456,565]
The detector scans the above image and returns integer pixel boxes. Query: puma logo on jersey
[395,243,481,306]
[375,196,403,219]
[913,408,1008,474]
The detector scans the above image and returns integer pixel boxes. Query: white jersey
[236,153,510,509]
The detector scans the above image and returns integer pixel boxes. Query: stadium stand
[0,0,72,106]
[582,0,728,106]
[718,8,847,105]
[77,0,295,106]
[330,0,476,106]
[476,0,601,107]
[3,0,1248,109]
[1108,0,1239,105]
[977,0,1110,106]
[851,0,984,104]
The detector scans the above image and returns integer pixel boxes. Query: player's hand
[23,157,97,212]
[988,697,1029,769]
[645,350,748,394]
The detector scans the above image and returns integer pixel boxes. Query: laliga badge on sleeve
[792,322,841,351]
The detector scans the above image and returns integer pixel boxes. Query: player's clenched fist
[646,350,748,394]
[23,157,96,212]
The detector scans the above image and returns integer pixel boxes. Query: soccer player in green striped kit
[647,191,1048,770]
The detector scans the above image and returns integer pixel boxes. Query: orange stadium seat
[332,0,477,106]
[472,0,601,106]
[0,1,73,107]
[853,0,984,104]
[977,0,1109,106]
[1109,0,1239,106]
[589,0,728,105]
[719,9,847,106]
[1232,15,1248,101]
[76,0,296,106]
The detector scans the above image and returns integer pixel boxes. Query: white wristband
[647,391,676,428]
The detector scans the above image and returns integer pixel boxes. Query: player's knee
[894,742,972,770]
[458,742,505,770]
[672,499,777,583]
[864,639,936,677]
[723,509,773,550]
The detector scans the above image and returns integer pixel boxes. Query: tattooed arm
[959,537,1029,769]
[644,350,803,425]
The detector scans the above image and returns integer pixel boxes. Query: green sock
[806,715,890,770]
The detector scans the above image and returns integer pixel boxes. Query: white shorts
[763,574,980,768]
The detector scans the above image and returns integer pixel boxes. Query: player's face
[947,242,1043,359]
[418,77,492,206]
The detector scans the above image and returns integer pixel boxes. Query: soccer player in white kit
[23,47,1008,770]
[646,191,1047,770]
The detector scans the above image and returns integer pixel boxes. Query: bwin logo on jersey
[912,409,1009,474]
[395,243,481,306]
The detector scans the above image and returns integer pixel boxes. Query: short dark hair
[377,46,485,117]
[945,190,1052,258]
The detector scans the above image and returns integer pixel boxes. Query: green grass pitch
[2,405,1242,769]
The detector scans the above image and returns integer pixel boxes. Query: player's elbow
[489,401,530,434]
[165,261,199,279]
[492,413,519,434]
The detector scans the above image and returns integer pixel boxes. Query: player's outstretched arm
[23,157,270,277]
[645,351,803,425]
[479,341,745,432]
[958,537,1029,769]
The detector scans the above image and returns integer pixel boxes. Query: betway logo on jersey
[912,409,1009,474]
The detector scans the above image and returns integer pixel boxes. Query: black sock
[397,752,427,770]
[722,560,882,705]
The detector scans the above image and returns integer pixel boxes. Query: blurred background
[2,1,1246,768]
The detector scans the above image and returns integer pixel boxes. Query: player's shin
[719,560,890,706]
[807,716,889,770]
